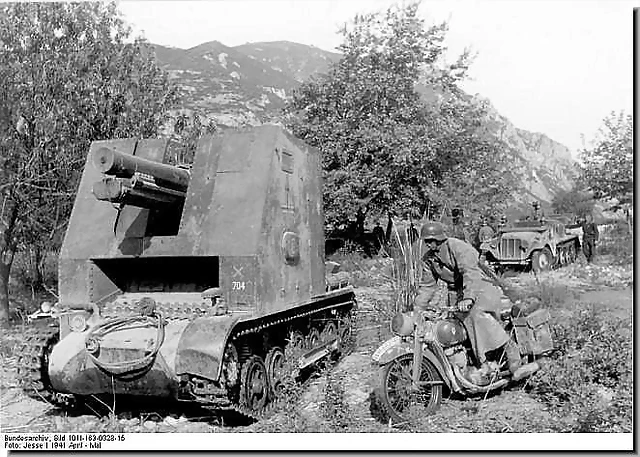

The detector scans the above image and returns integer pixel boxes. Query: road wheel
[531,247,553,273]
[376,354,443,424]
[239,356,269,415]
[264,347,285,399]
[558,247,567,266]
[320,321,338,344]
[305,328,320,350]
[568,243,578,264]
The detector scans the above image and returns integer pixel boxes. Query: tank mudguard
[375,340,451,389]
[175,315,241,382]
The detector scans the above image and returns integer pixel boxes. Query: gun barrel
[93,147,190,192]
[93,176,185,209]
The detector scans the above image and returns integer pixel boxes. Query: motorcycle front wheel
[377,354,443,424]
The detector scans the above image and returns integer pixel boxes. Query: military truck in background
[481,203,581,273]
[17,126,355,420]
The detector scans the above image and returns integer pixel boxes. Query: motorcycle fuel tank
[435,319,467,347]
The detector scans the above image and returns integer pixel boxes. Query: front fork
[411,329,423,389]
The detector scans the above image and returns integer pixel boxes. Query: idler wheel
[239,356,269,414]
[265,347,285,398]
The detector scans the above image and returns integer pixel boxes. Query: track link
[229,298,357,421]
[16,323,73,406]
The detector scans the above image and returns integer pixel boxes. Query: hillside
[152,40,578,208]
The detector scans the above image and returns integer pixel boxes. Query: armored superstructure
[18,126,355,419]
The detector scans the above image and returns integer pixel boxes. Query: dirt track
[0,261,633,434]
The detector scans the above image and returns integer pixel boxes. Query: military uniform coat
[415,237,510,364]
[581,221,599,262]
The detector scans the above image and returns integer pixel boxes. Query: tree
[0,2,179,326]
[579,111,633,232]
[286,1,522,231]
[580,111,633,204]
[552,186,596,219]
[169,112,217,165]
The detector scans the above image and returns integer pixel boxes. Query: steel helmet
[420,221,447,241]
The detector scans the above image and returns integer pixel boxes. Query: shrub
[597,221,632,265]
[528,302,632,432]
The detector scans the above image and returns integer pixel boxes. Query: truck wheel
[532,247,553,273]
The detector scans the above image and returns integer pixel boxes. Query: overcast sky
[117,0,636,155]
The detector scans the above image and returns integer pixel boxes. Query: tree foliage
[169,112,217,165]
[551,186,596,219]
[0,2,178,325]
[580,111,633,205]
[286,1,522,228]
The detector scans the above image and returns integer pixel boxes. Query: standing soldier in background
[451,207,470,243]
[532,201,541,221]
[478,218,496,244]
[581,214,599,263]
[372,221,386,252]
[477,218,496,257]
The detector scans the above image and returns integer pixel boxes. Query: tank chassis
[17,126,355,419]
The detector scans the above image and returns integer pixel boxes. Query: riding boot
[504,340,521,374]
[505,340,541,381]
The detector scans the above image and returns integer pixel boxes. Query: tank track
[227,298,357,422]
[554,239,580,268]
[16,323,73,406]
[16,293,356,422]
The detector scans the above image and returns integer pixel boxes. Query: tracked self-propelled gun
[17,126,355,419]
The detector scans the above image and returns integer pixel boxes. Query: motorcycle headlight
[391,312,415,337]
[69,313,87,333]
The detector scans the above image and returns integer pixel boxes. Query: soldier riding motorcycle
[372,222,554,423]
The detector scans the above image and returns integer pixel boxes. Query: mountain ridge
[152,40,577,208]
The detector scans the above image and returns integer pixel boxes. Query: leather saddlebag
[513,308,554,355]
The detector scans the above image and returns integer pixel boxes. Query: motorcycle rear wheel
[377,354,443,424]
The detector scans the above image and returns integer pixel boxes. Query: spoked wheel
[239,356,269,415]
[265,347,285,399]
[377,354,443,424]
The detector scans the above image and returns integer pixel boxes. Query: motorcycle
[372,298,554,423]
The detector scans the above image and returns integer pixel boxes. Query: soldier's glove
[457,298,475,313]
[420,307,440,321]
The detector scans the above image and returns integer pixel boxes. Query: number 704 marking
[232,281,246,291]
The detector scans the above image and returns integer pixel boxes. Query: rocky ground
[0,252,633,436]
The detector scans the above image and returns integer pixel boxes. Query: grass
[526,298,632,432]
[1,219,633,434]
